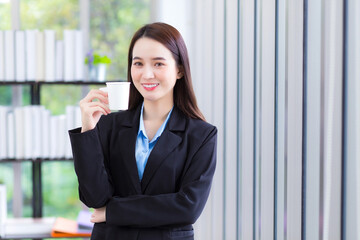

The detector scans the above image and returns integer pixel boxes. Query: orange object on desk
[51,217,92,238]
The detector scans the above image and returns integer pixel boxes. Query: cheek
[130,67,139,80]
[131,70,144,91]
[165,71,178,87]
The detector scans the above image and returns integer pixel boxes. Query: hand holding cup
[79,89,111,132]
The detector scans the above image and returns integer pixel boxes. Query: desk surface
[1,233,50,239]
[1,235,90,239]
[0,217,90,239]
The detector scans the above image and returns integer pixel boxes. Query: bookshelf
[0,80,107,239]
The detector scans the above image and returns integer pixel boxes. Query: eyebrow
[132,56,167,61]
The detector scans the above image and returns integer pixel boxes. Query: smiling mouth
[142,83,159,90]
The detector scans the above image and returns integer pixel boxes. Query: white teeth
[143,84,158,88]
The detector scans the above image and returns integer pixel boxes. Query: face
[131,37,182,105]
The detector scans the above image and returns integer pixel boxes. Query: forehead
[132,37,174,59]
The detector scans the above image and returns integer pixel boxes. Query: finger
[86,101,111,114]
[83,105,109,118]
[82,90,109,104]
[89,89,108,98]
[81,101,110,112]
[84,92,109,105]
[91,92,109,104]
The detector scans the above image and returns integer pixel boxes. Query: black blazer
[69,105,217,240]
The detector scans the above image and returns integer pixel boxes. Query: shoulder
[187,117,216,133]
[186,117,217,142]
[170,107,217,143]
[178,115,217,159]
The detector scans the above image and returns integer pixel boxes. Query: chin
[142,94,159,102]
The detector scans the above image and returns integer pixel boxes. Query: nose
[143,65,155,79]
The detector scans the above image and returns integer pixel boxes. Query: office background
[1,0,359,240]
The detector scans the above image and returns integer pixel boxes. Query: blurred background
[0,0,359,240]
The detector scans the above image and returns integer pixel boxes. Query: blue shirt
[135,103,173,180]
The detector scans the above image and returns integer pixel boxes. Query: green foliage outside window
[90,0,150,80]
[20,0,79,38]
[0,1,10,30]
[0,86,12,105]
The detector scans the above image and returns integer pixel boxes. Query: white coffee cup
[100,82,130,111]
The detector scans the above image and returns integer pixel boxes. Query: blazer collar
[120,105,142,128]
[118,104,187,193]
[116,106,142,194]
[141,107,186,192]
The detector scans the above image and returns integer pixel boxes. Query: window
[0,0,11,30]
[90,0,150,80]
[20,0,79,36]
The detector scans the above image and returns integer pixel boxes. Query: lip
[142,83,159,91]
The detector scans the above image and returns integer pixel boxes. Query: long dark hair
[127,22,205,121]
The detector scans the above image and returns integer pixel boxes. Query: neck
[143,100,173,121]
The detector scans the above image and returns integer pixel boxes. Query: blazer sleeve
[68,116,113,208]
[105,126,217,228]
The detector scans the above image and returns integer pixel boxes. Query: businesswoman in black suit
[69,22,217,240]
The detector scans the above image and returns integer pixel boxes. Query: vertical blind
[191,0,360,239]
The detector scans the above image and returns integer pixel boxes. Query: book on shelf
[25,29,38,81]
[41,108,51,159]
[6,112,15,159]
[15,31,26,81]
[4,30,15,81]
[65,106,74,158]
[0,105,81,160]
[0,31,5,81]
[64,29,75,81]
[51,115,68,158]
[49,115,57,159]
[32,106,43,158]
[55,40,64,81]
[65,105,81,158]
[44,30,56,82]
[36,31,45,81]
[75,106,82,127]
[0,107,9,159]
[14,107,24,159]
[75,30,84,81]
[23,106,33,159]
[0,29,86,82]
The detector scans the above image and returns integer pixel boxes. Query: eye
[155,62,164,67]
[133,61,142,66]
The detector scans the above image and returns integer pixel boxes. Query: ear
[177,66,184,79]
[177,71,183,79]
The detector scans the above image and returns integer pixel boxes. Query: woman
[69,22,217,240]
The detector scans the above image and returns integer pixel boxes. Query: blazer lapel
[117,106,142,194]
[141,107,186,192]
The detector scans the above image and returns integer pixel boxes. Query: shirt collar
[138,102,174,143]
